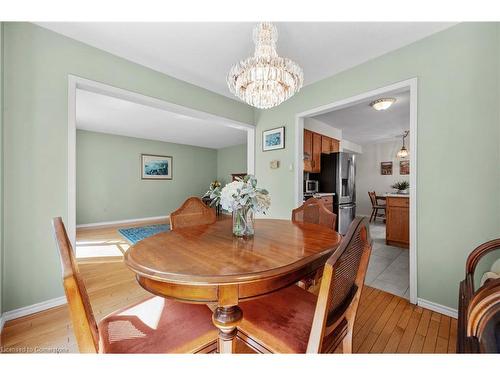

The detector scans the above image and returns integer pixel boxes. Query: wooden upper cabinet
[321,135,340,154]
[304,130,341,172]
[304,129,313,172]
[312,132,322,173]
[331,138,340,153]
[321,136,331,154]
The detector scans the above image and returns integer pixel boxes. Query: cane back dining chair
[170,197,217,230]
[52,217,218,353]
[292,197,337,289]
[368,191,386,223]
[237,216,372,353]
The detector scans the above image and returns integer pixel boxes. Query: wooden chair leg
[342,316,356,353]
[374,209,378,222]
[342,330,353,354]
[370,209,375,222]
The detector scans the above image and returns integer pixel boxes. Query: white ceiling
[313,90,410,145]
[38,22,454,99]
[76,89,247,149]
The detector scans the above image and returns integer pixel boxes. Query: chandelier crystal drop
[227,22,304,109]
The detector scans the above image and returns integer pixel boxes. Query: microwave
[305,180,319,194]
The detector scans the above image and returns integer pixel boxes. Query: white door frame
[294,78,418,304]
[67,74,255,247]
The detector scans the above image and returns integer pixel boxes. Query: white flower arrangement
[205,175,270,214]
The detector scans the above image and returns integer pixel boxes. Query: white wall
[342,139,363,154]
[356,139,411,216]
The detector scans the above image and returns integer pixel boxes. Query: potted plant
[391,181,410,194]
[205,175,270,238]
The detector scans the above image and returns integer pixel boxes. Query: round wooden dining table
[124,218,341,353]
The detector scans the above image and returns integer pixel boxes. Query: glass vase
[232,207,255,238]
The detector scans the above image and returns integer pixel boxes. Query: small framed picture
[262,126,285,151]
[381,161,393,175]
[141,154,172,180]
[400,160,410,175]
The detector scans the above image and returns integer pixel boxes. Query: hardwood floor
[75,218,169,262]
[0,261,457,353]
[0,221,457,354]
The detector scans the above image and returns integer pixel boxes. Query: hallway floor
[366,222,409,299]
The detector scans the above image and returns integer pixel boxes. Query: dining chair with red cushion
[238,216,372,353]
[52,217,218,353]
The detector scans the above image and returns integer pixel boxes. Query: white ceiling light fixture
[370,97,396,111]
[227,22,304,109]
[397,130,410,158]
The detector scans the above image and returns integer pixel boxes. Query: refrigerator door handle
[340,204,356,209]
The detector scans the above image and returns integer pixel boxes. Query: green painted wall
[254,23,500,310]
[76,130,217,225]
[216,144,247,186]
[0,22,4,315]
[2,22,254,311]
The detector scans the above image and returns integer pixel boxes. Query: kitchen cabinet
[321,136,340,154]
[304,129,313,172]
[321,136,331,153]
[330,138,340,152]
[386,196,409,249]
[312,132,322,173]
[304,129,340,173]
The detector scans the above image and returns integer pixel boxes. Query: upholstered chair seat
[238,285,317,353]
[98,296,218,353]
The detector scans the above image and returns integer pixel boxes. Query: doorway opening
[67,76,255,260]
[294,78,417,304]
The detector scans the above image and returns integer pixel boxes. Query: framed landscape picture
[400,160,410,175]
[262,126,285,151]
[141,154,172,180]
[381,161,393,175]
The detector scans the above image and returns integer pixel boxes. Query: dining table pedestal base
[212,305,243,354]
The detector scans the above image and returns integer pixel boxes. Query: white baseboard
[2,296,67,323]
[76,215,169,229]
[417,298,458,319]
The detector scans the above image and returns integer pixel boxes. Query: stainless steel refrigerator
[318,152,356,235]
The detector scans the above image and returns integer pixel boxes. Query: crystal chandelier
[227,22,304,109]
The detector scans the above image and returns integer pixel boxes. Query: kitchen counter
[304,192,336,198]
[385,195,409,249]
[384,193,410,198]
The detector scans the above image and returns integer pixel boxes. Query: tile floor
[365,221,409,299]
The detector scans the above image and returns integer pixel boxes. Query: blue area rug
[118,224,170,244]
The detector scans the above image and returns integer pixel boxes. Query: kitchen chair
[458,238,500,353]
[237,217,372,353]
[52,217,218,353]
[170,197,216,230]
[292,197,337,290]
[368,191,386,223]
